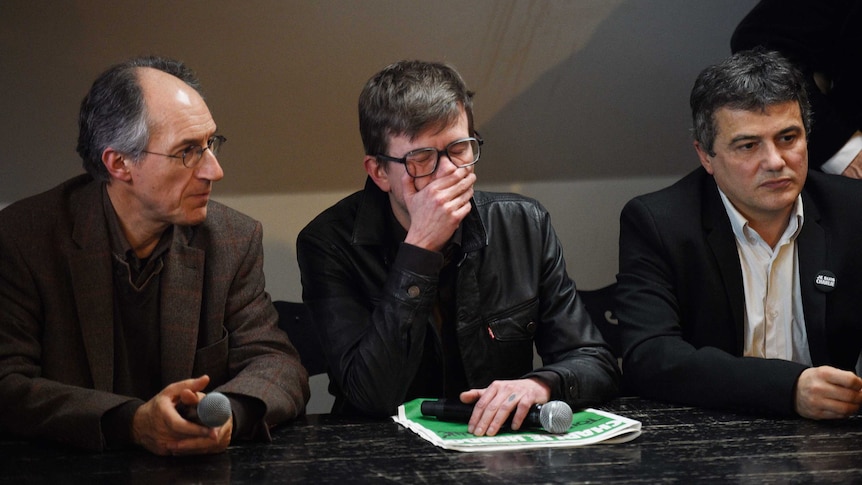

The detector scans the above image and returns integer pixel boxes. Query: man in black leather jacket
[297,60,619,436]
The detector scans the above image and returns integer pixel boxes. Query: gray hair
[359,60,475,157]
[690,48,812,156]
[76,56,203,181]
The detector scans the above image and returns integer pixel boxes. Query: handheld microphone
[177,392,232,428]
[420,399,574,434]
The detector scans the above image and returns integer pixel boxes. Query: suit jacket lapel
[69,182,115,392]
[701,177,746,353]
[159,225,205,386]
[797,192,828,365]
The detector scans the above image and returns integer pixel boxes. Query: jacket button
[526,321,537,333]
[407,285,421,298]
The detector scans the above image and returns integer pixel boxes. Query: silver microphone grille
[198,392,232,428]
[538,400,574,434]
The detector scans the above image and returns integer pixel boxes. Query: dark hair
[76,56,203,181]
[690,48,812,156]
[358,60,475,157]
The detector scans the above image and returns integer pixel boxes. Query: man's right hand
[131,375,232,455]
[794,366,862,419]
[402,166,475,252]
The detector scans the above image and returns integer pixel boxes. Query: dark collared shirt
[386,207,470,399]
[100,185,171,447]
[103,186,172,402]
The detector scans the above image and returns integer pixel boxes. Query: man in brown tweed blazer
[0,57,309,455]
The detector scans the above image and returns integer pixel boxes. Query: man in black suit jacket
[616,49,862,419]
[732,0,862,176]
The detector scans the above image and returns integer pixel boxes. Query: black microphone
[420,399,574,434]
[177,392,232,428]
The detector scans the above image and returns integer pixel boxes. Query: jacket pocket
[459,298,539,387]
[486,298,539,341]
[192,326,229,386]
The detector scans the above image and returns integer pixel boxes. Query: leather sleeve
[521,202,620,408]
[297,229,443,416]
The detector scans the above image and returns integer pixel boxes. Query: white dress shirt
[719,189,812,366]
[821,131,862,175]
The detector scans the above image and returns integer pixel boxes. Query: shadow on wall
[479,0,757,184]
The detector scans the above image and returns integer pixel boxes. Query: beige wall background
[0,0,758,413]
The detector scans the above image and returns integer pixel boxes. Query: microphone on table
[420,399,574,434]
[177,392,232,428]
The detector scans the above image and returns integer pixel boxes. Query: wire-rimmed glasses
[141,135,226,168]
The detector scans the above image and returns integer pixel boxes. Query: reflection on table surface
[2,397,862,483]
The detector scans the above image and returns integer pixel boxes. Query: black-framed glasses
[376,135,483,178]
[141,135,226,168]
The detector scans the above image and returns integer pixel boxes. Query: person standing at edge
[297,60,619,436]
[732,0,862,176]
[0,56,309,455]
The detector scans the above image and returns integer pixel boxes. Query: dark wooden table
[2,397,862,483]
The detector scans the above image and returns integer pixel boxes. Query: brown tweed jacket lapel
[69,182,115,392]
[160,228,205,386]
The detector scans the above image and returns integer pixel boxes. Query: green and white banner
[393,399,642,452]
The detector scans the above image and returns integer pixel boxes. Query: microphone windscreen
[538,400,573,434]
[197,392,232,428]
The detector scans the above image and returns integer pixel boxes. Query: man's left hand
[459,378,551,437]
